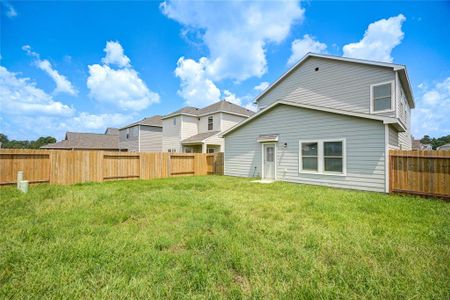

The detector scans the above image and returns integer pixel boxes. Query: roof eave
[221,100,398,137]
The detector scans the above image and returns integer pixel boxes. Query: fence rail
[389,150,450,198]
[0,149,223,186]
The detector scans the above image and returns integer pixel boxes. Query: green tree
[0,133,56,149]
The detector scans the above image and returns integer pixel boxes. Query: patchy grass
[0,176,449,298]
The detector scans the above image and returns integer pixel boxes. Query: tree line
[0,134,56,149]
[420,135,450,150]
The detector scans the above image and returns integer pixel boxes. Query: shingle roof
[105,128,119,135]
[120,115,163,129]
[162,101,254,119]
[181,131,220,144]
[197,100,254,117]
[41,132,119,150]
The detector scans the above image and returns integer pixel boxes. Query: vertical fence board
[390,150,450,198]
[0,149,223,185]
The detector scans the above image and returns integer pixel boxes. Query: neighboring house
[412,139,433,150]
[105,127,119,135]
[221,53,415,193]
[437,143,450,150]
[41,130,121,151]
[161,100,254,153]
[119,115,162,152]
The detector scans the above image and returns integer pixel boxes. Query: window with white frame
[208,116,213,131]
[371,82,393,112]
[173,117,177,126]
[299,139,346,175]
[301,142,318,171]
[323,141,343,173]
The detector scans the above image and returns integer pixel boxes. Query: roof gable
[254,53,414,108]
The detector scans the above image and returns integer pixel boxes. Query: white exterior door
[263,143,275,180]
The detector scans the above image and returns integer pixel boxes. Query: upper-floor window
[208,116,213,131]
[371,82,393,113]
[173,117,177,126]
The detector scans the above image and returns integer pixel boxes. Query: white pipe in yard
[17,171,24,189]
[18,181,29,193]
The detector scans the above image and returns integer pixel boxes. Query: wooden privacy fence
[390,150,450,198]
[0,149,224,186]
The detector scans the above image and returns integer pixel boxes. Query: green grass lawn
[0,176,449,298]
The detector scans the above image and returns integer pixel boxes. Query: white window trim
[207,115,214,131]
[370,81,395,114]
[261,142,277,180]
[299,138,347,176]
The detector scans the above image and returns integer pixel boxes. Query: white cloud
[287,34,327,66]
[87,41,159,111]
[162,0,304,82]
[342,14,406,63]
[254,81,270,92]
[223,90,241,106]
[22,45,77,96]
[4,2,17,18]
[0,66,74,116]
[174,56,221,107]
[101,41,131,68]
[412,77,450,137]
[67,112,132,130]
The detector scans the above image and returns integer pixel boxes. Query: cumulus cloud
[223,90,241,106]
[162,0,304,82]
[66,112,132,130]
[174,56,221,107]
[412,77,450,137]
[101,41,131,68]
[87,41,159,111]
[342,14,406,63]
[22,45,78,96]
[0,66,74,116]
[254,81,270,92]
[287,34,327,66]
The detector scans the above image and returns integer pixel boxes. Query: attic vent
[315,67,319,71]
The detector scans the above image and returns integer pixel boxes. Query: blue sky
[1,0,449,140]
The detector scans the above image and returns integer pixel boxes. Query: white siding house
[221,53,415,193]
[161,101,254,153]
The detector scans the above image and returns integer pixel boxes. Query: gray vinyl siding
[119,126,139,151]
[398,131,412,150]
[162,117,182,152]
[140,126,162,152]
[257,57,395,117]
[388,126,399,149]
[225,105,387,192]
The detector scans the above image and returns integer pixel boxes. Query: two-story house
[162,100,254,153]
[221,53,414,193]
[119,115,163,152]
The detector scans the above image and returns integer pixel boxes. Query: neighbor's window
[323,141,343,173]
[301,142,318,171]
[299,139,346,175]
[208,116,213,130]
[207,148,215,154]
[173,117,177,126]
[372,82,392,112]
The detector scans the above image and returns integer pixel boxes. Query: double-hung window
[301,142,318,171]
[299,139,346,175]
[371,82,393,113]
[208,116,213,131]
